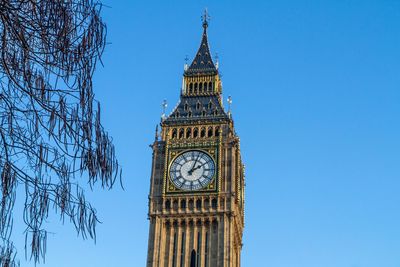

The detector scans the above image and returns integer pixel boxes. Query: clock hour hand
[189,162,206,174]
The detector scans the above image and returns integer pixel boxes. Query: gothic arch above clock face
[169,150,215,191]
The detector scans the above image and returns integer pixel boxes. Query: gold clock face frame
[169,150,215,191]
[166,147,218,194]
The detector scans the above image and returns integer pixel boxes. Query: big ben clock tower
[147,12,245,267]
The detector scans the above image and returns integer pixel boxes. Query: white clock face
[169,150,215,191]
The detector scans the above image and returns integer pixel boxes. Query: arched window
[193,128,199,138]
[202,110,206,116]
[179,128,184,139]
[165,199,171,210]
[175,111,180,118]
[204,82,208,92]
[200,128,206,138]
[190,250,196,267]
[188,111,192,117]
[184,103,188,111]
[208,82,213,92]
[194,83,198,94]
[215,127,220,137]
[186,128,192,138]
[172,128,177,139]
[208,101,213,109]
[196,102,201,110]
[208,127,213,137]
[189,83,193,94]
[199,82,203,93]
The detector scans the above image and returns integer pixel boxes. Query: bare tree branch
[0,1,120,265]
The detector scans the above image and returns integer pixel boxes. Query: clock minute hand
[191,162,206,172]
[189,153,201,174]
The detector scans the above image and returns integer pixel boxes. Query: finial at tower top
[202,8,210,29]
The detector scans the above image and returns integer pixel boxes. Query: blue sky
[12,0,400,266]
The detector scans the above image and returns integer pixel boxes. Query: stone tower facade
[146,15,245,267]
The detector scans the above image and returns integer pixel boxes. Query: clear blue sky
[13,0,400,266]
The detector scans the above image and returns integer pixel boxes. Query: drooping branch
[0,0,120,265]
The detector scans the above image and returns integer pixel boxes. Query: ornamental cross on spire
[202,8,210,28]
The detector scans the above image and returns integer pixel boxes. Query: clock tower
[147,14,245,267]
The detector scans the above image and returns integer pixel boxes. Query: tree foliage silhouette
[0,1,120,265]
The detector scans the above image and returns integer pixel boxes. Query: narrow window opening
[184,103,188,111]
[189,83,193,94]
[181,199,186,209]
[199,83,203,93]
[193,128,198,138]
[208,82,213,92]
[215,127,220,137]
[172,231,178,267]
[204,82,208,92]
[196,102,201,110]
[194,83,198,94]
[196,199,202,210]
[202,110,206,116]
[204,199,210,209]
[172,128,177,139]
[204,231,209,267]
[200,128,206,138]
[197,232,202,267]
[179,128,184,139]
[190,249,196,267]
[186,128,192,139]
[165,200,171,210]
[173,200,179,211]
[180,232,186,267]
[211,198,218,209]
[207,127,213,137]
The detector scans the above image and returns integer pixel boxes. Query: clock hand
[189,153,201,174]
[190,162,207,173]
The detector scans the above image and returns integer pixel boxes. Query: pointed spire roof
[185,11,217,75]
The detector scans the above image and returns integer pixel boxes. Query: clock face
[169,150,215,191]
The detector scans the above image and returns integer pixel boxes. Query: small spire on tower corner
[161,99,167,121]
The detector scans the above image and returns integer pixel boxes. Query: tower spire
[185,9,216,75]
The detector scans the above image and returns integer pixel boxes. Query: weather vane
[202,8,210,27]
